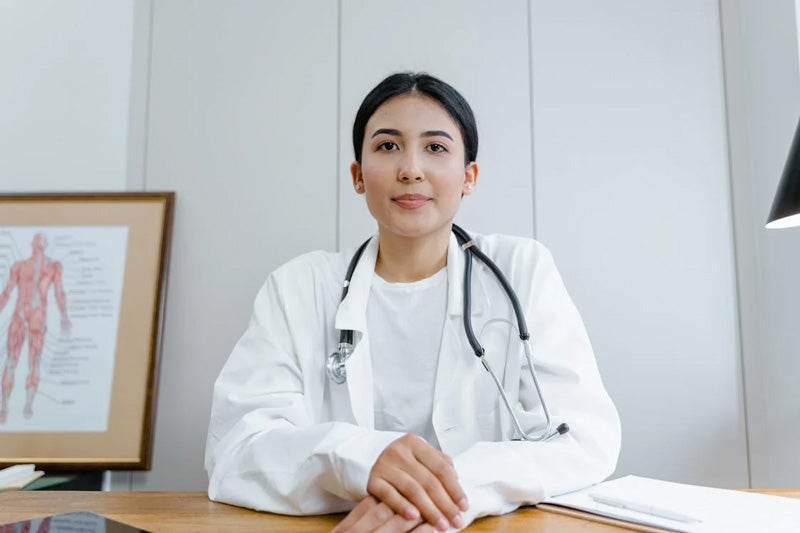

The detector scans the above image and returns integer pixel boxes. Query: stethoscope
[326,224,569,442]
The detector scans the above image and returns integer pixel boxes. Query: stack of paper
[0,464,44,491]
[538,475,800,532]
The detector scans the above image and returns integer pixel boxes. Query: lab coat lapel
[334,235,379,428]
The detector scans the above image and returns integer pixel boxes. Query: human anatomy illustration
[0,233,71,424]
[0,227,128,432]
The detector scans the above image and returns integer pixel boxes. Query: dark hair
[352,72,478,165]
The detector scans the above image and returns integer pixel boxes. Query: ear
[462,162,479,196]
[350,161,365,195]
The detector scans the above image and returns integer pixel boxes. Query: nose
[398,151,424,182]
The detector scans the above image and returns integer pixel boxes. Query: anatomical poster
[0,226,128,432]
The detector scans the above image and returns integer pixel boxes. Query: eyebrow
[371,128,454,141]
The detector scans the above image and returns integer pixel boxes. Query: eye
[428,143,447,153]
[377,141,398,151]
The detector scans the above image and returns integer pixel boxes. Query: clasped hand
[333,434,468,532]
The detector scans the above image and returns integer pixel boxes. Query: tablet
[0,511,152,532]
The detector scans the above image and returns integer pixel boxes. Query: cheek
[440,164,467,192]
[360,163,379,181]
[360,155,393,179]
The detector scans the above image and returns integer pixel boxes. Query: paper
[0,464,44,491]
[0,464,34,485]
[0,470,44,491]
[542,475,800,532]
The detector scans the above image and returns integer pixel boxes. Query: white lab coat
[205,232,621,526]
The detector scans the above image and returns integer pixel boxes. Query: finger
[348,501,396,533]
[332,497,377,533]
[373,513,424,533]
[370,435,463,529]
[395,437,465,524]
[414,446,469,513]
[409,524,437,533]
[368,476,420,521]
[389,467,453,532]
[398,454,462,528]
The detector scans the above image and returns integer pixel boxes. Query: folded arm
[205,275,405,514]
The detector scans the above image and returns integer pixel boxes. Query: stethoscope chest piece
[326,342,352,384]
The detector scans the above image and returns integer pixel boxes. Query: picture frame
[0,192,174,470]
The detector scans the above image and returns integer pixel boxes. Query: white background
[0,0,798,491]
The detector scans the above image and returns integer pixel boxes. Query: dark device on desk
[0,511,152,532]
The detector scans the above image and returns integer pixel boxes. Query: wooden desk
[1,490,798,532]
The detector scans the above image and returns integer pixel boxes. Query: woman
[205,73,621,532]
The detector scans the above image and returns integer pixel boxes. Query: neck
[375,225,451,283]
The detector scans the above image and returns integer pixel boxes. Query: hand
[332,496,435,533]
[367,434,468,532]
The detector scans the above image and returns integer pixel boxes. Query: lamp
[766,116,800,228]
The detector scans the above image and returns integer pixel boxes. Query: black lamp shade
[766,116,800,228]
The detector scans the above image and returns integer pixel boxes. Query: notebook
[0,511,152,532]
[537,475,800,533]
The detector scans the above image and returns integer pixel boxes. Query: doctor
[205,72,621,532]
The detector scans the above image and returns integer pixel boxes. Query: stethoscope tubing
[328,224,568,441]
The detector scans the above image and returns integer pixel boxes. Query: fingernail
[405,506,419,520]
[458,497,469,511]
[437,518,449,531]
[452,513,464,528]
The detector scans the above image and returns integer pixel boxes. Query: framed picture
[0,192,174,470]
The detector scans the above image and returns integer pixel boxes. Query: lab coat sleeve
[453,241,621,527]
[205,273,405,515]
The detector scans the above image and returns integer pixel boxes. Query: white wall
[7,0,799,493]
[721,0,800,488]
[0,0,133,191]
[530,0,747,487]
[338,0,535,247]
[123,0,748,491]
[124,0,339,491]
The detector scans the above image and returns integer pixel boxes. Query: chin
[382,220,452,240]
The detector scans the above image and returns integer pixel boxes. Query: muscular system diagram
[0,233,70,424]
[0,226,128,432]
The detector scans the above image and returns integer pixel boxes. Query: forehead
[366,94,461,136]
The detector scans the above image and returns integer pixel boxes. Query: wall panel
[338,0,534,249]
[722,0,800,488]
[530,0,748,487]
[0,1,133,191]
[131,0,338,490]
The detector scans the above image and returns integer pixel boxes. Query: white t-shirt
[367,268,448,449]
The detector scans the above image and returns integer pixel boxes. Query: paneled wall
[0,1,133,190]
[9,0,797,493]
[120,0,747,491]
[721,0,800,488]
[128,0,339,491]
[337,0,534,247]
[530,1,747,487]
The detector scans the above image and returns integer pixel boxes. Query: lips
[392,194,431,209]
